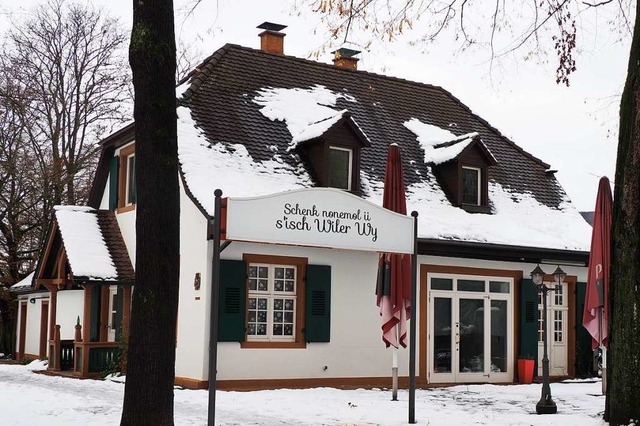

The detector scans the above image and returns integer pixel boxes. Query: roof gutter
[417,238,589,266]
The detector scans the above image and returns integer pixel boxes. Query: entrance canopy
[221,188,414,254]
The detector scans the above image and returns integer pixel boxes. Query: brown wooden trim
[116,204,136,214]
[39,278,67,286]
[39,302,49,359]
[241,253,308,349]
[174,376,209,390]
[240,341,306,349]
[18,302,27,360]
[117,143,136,211]
[36,222,59,282]
[48,287,58,340]
[215,376,414,391]
[419,264,523,384]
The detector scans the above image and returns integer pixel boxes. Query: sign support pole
[408,211,418,424]
[207,189,223,426]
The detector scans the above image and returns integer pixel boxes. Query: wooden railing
[74,342,121,376]
[60,340,74,371]
[48,323,122,377]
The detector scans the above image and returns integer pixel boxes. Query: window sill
[240,341,307,349]
[117,204,136,214]
[459,203,491,214]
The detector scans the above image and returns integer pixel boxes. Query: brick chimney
[257,22,287,55]
[332,48,361,70]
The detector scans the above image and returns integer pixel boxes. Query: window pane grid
[247,263,297,342]
[462,166,481,205]
[553,310,563,342]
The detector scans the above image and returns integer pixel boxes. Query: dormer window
[414,130,497,214]
[328,146,353,190]
[290,110,370,193]
[461,166,481,205]
[109,143,136,213]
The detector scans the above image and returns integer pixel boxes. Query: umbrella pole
[600,306,606,395]
[392,337,398,401]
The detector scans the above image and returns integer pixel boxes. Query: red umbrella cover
[582,176,613,349]
[376,144,412,348]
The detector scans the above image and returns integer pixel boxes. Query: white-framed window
[461,166,481,205]
[328,146,353,190]
[247,263,297,342]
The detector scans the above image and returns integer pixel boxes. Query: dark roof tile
[181,44,566,208]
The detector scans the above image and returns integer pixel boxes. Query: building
[11,23,595,389]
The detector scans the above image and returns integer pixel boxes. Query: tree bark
[120,0,179,425]
[605,1,640,424]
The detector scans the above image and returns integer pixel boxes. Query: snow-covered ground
[0,361,606,425]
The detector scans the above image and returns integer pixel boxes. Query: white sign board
[224,188,414,254]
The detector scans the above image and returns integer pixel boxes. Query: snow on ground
[0,361,606,425]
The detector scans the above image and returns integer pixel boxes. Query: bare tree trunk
[120,0,179,425]
[605,1,640,424]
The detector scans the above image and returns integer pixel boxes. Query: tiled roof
[95,211,135,283]
[180,44,563,208]
[9,272,35,293]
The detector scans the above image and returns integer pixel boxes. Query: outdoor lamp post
[531,264,565,415]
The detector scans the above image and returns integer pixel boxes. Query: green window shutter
[109,156,119,210]
[218,260,247,342]
[114,286,123,341]
[90,285,101,342]
[519,278,538,374]
[575,282,592,376]
[305,264,331,342]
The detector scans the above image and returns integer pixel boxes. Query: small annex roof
[37,207,134,283]
[54,206,118,280]
[9,272,35,293]
[169,44,592,252]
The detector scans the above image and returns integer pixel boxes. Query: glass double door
[430,292,511,383]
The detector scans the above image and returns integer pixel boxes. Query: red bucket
[517,358,535,384]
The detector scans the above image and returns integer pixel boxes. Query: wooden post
[48,286,58,340]
[51,325,61,371]
[75,321,82,342]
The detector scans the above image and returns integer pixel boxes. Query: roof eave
[418,238,589,266]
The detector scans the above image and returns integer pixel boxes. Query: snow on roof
[290,109,348,149]
[178,88,590,252]
[254,85,356,143]
[404,118,481,165]
[177,107,312,216]
[54,206,118,280]
[9,271,34,292]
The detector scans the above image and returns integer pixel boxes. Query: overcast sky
[2,0,631,211]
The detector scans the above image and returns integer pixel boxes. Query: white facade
[16,292,49,358]
[56,290,84,340]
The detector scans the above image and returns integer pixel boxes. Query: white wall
[55,290,84,340]
[213,242,400,381]
[16,293,49,357]
[116,211,136,265]
[174,181,211,381]
[207,246,587,382]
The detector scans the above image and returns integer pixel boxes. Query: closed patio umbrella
[376,143,412,400]
[582,176,612,393]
